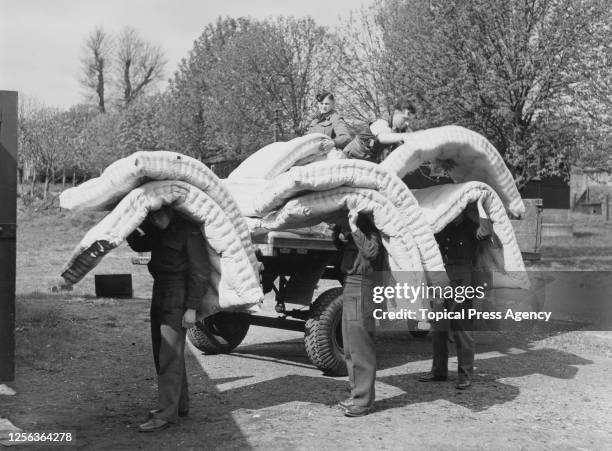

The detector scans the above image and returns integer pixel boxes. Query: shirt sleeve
[185,224,211,310]
[351,227,382,261]
[332,115,352,149]
[126,221,158,252]
[369,119,392,137]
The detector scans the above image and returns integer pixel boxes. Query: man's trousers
[431,299,474,382]
[150,276,190,423]
[342,274,376,407]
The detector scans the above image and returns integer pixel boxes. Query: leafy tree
[19,101,99,197]
[115,93,174,154]
[76,110,123,174]
[167,16,332,162]
[167,17,251,161]
[343,0,611,185]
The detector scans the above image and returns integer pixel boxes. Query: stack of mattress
[60,125,528,318]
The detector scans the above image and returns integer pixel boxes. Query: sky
[0,0,363,109]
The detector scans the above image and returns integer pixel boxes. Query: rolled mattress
[59,150,260,276]
[61,180,263,316]
[253,159,446,275]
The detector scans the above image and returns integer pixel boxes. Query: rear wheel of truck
[187,312,250,354]
[304,287,347,377]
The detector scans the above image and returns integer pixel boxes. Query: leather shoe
[342,403,373,417]
[417,373,447,382]
[455,380,472,390]
[337,397,355,410]
[148,409,189,418]
[138,418,170,432]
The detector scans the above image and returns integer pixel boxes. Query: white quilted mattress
[227,133,337,180]
[252,159,446,276]
[381,125,525,218]
[62,180,263,316]
[413,182,529,288]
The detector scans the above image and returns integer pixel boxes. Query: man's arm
[126,221,158,252]
[332,115,352,149]
[351,227,382,260]
[375,132,408,145]
[184,225,211,311]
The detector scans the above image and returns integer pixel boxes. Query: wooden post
[0,91,17,382]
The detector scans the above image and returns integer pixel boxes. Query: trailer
[183,227,425,377]
[184,199,542,376]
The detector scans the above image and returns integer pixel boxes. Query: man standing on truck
[126,206,210,432]
[333,211,385,417]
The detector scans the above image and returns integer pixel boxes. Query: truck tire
[304,287,347,377]
[187,312,250,354]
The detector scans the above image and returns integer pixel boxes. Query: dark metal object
[234,313,305,332]
[0,91,17,382]
[94,274,133,298]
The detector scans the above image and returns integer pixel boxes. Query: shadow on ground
[198,330,593,415]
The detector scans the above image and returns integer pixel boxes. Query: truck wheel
[187,312,250,354]
[305,287,347,377]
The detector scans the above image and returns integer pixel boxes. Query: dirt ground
[2,207,612,450]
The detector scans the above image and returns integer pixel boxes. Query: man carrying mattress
[333,211,385,417]
[126,206,210,432]
[342,98,416,163]
[418,204,487,390]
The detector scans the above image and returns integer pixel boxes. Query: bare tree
[115,27,167,107]
[80,27,113,113]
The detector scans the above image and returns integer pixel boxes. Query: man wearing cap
[126,206,210,432]
[306,91,352,150]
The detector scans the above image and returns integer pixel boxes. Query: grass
[15,293,86,372]
[15,198,153,373]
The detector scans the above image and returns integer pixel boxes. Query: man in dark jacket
[126,206,210,432]
[418,208,480,389]
[333,211,385,417]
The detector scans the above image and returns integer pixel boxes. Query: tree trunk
[73,170,76,186]
[30,174,36,197]
[43,171,50,200]
[62,169,66,189]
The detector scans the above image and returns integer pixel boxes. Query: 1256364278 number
[7,432,75,445]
